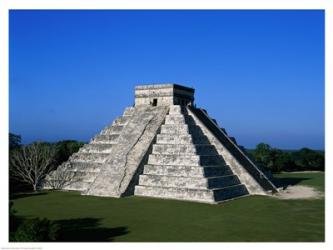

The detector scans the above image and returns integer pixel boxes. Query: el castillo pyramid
[44,84,278,203]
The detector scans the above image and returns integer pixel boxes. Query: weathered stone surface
[160,124,189,134]
[143,165,233,178]
[100,125,124,135]
[68,162,103,172]
[152,144,217,155]
[80,144,114,153]
[135,185,215,203]
[165,115,196,125]
[70,153,110,163]
[112,116,131,126]
[139,174,240,189]
[91,134,120,144]
[147,154,225,166]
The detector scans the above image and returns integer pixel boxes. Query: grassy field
[10,172,324,242]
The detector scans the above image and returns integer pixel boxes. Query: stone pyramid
[44,84,277,203]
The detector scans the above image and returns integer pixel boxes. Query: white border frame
[1,1,331,250]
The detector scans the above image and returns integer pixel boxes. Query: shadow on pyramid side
[43,84,278,204]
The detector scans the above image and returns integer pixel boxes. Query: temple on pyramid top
[43,83,278,204]
[135,84,195,106]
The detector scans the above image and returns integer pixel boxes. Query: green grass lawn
[10,172,325,242]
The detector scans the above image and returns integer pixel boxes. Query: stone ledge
[143,164,233,178]
[139,174,240,189]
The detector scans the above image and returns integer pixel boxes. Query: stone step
[147,154,226,166]
[112,116,131,126]
[99,125,112,135]
[62,180,92,192]
[160,124,189,134]
[80,144,114,153]
[160,124,205,135]
[70,153,110,163]
[68,162,104,172]
[44,169,76,184]
[156,134,210,144]
[169,105,187,115]
[166,114,188,119]
[152,144,218,155]
[100,125,124,135]
[164,115,196,125]
[91,134,120,144]
[156,134,192,144]
[143,164,233,177]
[123,107,135,116]
[139,174,241,189]
[134,184,248,203]
[65,170,100,183]
[207,175,241,189]
[135,185,214,203]
[48,169,100,191]
[213,185,249,202]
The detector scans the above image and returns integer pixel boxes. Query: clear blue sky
[9,10,324,149]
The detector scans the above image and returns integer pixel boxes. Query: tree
[266,149,287,173]
[9,133,21,150]
[273,151,297,172]
[252,143,272,167]
[9,142,56,191]
[252,143,292,172]
[54,140,84,166]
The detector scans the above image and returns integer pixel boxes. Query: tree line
[247,143,325,173]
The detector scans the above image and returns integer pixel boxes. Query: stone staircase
[43,107,135,191]
[134,105,249,204]
[84,105,169,197]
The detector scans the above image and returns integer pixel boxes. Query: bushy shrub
[12,218,59,242]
